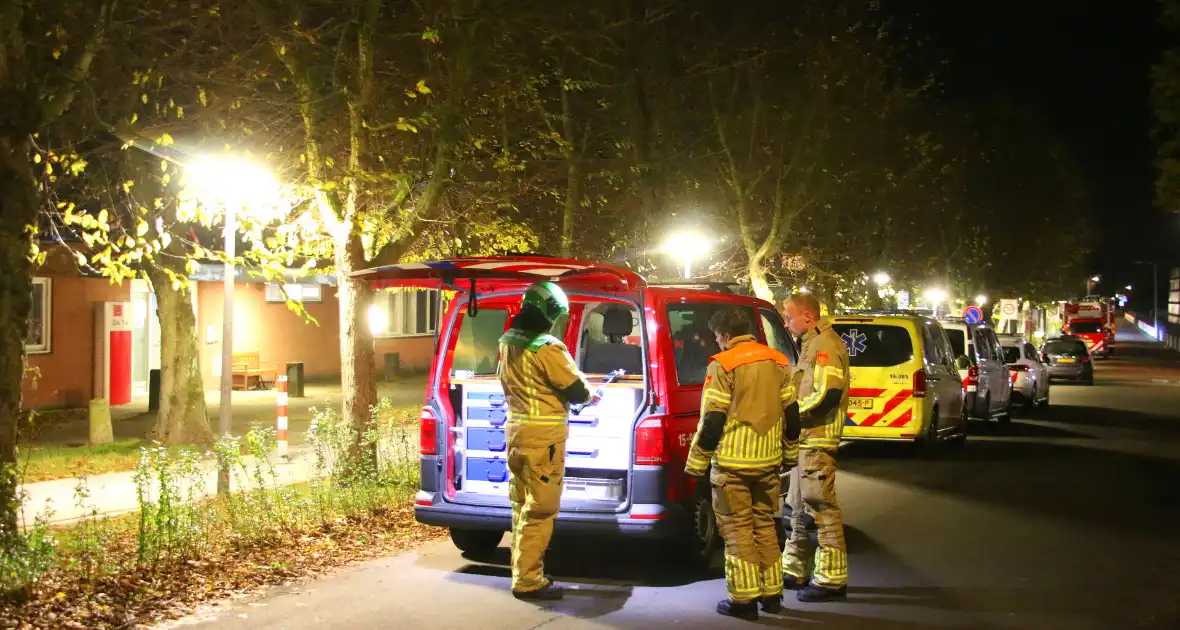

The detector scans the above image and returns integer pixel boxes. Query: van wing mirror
[954,355,971,371]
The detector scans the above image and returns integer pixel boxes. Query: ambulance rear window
[831,324,914,368]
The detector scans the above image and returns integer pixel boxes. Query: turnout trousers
[507,438,565,593]
[783,448,848,588]
[711,467,783,603]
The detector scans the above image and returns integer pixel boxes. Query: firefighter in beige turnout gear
[782,293,851,602]
[497,282,600,601]
[684,308,800,621]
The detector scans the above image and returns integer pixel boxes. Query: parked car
[828,311,967,451]
[998,334,1051,411]
[939,318,1014,424]
[353,256,799,565]
[1040,335,1094,385]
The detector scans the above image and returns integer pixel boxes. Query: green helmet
[521,281,569,325]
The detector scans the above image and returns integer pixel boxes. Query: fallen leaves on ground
[0,501,446,629]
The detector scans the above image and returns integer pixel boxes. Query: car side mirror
[954,355,971,371]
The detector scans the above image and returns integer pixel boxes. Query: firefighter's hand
[589,388,605,405]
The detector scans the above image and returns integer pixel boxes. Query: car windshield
[1001,346,1022,363]
[945,328,967,358]
[831,324,914,367]
[1070,321,1103,334]
[1044,340,1087,355]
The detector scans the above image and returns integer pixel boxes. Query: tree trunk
[334,222,378,465]
[559,82,581,258]
[144,266,212,447]
[748,257,774,303]
[0,139,37,540]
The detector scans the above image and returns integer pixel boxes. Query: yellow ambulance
[828,312,969,449]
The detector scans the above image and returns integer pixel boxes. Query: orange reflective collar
[712,339,789,371]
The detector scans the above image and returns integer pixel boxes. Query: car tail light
[419,406,438,455]
[1008,364,1027,385]
[634,416,667,465]
[963,365,980,389]
[912,369,927,398]
[1080,356,1090,364]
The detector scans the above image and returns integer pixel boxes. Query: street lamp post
[1134,260,1159,340]
[218,203,236,493]
[187,155,283,494]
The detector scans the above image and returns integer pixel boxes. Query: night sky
[901,2,1174,306]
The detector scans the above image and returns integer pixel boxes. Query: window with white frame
[265,283,323,303]
[371,289,439,337]
[26,278,51,354]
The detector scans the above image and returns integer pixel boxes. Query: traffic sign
[962,306,983,324]
[1001,300,1018,317]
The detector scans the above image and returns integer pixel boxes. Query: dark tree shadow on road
[1038,404,1180,435]
[841,437,1180,541]
[964,419,1096,439]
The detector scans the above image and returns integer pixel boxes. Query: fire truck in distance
[1063,297,1115,358]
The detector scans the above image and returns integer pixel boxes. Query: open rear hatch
[352,256,649,513]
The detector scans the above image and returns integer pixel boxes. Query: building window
[26,278,51,354]
[372,289,439,337]
[265,283,323,303]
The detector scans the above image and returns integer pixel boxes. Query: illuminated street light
[186,154,286,490]
[661,231,713,279]
[1125,284,1133,291]
[923,287,948,317]
[872,271,891,286]
[799,286,810,294]
[975,295,988,306]
[1090,275,1101,282]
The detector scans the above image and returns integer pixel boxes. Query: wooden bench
[231,352,276,390]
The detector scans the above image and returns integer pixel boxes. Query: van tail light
[419,406,438,455]
[634,416,668,465]
[912,369,927,398]
[963,365,980,389]
[1008,364,1027,385]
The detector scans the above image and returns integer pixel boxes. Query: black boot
[716,599,759,621]
[783,574,808,590]
[796,583,847,603]
[760,594,783,614]
[513,580,564,601]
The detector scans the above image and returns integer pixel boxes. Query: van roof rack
[650,281,742,294]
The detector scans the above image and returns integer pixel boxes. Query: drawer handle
[568,449,599,458]
[488,440,506,452]
[487,470,508,483]
[489,416,506,428]
[569,418,598,427]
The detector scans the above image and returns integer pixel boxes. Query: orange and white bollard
[276,375,289,458]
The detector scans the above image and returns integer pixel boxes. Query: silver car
[1040,336,1094,385]
[999,334,1050,410]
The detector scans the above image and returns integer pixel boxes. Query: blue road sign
[963,306,983,324]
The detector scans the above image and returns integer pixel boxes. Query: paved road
[169,321,1180,630]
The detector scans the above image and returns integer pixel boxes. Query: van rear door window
[452,308,510,375]
[831,324,914,367]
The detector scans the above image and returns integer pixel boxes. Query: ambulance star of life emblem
[840,329,867,357]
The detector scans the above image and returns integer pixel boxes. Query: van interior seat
[583,307,643,375]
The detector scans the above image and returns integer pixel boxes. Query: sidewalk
[19,376,427,529]
[19,444,322,527]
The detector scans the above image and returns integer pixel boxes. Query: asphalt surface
[166,321,1180,630]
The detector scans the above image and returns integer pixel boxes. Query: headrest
[602,308,634,337]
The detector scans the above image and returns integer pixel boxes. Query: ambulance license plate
[1057,357,1076,364]
[850,398,875,410]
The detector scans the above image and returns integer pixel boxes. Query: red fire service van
[353,256,799,564]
